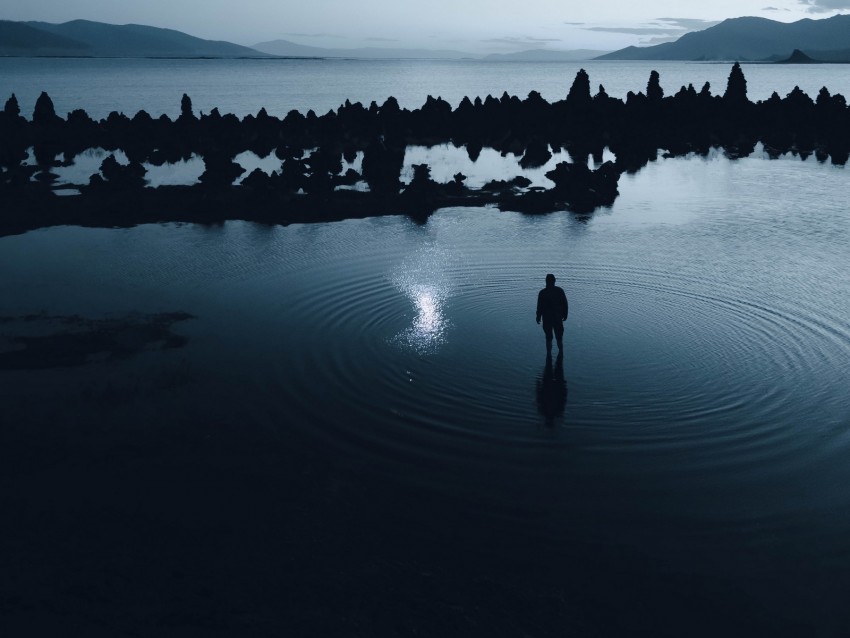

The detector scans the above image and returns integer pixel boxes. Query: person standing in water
[536,274,568,354]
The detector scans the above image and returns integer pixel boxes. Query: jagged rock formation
[1,64,848,235]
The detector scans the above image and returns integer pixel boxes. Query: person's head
[545,273,556,287]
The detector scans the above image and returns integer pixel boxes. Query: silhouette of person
[536,351,567,426]
[536,274,568,354]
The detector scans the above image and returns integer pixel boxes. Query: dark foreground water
[2,152,850,635]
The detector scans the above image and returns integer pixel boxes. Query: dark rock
[724,62,748,103]
[33,91,60,126]
[4,94,20,118]
[520,139,552,169]
[567,69,592,107]
[647,70,664,102]
[776,49,820,64]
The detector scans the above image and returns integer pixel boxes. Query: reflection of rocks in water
[0,312,194,370]
[536,352,567,426]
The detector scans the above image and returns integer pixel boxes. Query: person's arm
[536,290,543,323]
[561,290,568,321]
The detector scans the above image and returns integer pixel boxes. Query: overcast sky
[4,0,850,52]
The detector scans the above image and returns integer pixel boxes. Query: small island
[777,49,821,64]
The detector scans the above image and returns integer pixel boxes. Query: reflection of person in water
[536,351,567,426]
[536,273,568,354]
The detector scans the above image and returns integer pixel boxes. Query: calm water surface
[2,151,849,628]
[5,54,850,634]
[2,57,850,118]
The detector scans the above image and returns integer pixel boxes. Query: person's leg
[554,321,564,352]
[543,322,553,353]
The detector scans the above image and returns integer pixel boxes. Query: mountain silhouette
[0,19,267,57]
[0,21,89,55]
[597,14,850,61]
[483,49,610,62]
[253,40,608,61]
[251,39,478,59]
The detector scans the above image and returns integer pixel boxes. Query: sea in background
[2,58,850,635]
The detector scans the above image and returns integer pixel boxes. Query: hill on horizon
[252,39,481,59]
[597,14,850,62]
[253,38,606,61]
[1,20,603,61]
[0,19,267,57]
[483,49,610,62]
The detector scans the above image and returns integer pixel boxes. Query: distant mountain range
[0,19,605,60]
[250,40,608,61]
[597,14,850,62]
[0,19,266,57]
[251,39,475,59]
[5,16,849,63]
[483,49,610,62]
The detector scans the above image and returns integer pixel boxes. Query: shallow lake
[2,149,849,631]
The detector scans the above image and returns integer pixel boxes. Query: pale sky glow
[3,0,849,52]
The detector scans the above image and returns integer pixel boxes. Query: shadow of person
[536,351,568,427]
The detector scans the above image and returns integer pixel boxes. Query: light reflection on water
[400,145,619,189]
[390,247,455,354]
[51,147,205,187]
[400,284,448,354]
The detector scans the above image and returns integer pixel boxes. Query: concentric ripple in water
[2,154,849,552]
[251,200,850,510]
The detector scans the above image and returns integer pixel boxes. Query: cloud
[642,36,685,45]
[366,37,399,42]
[655,18,722,30]
[429,35,467,43]
[798,0,850,11]
[482,36,562,45]
[584,26,684,36]
[283,32,344,39]
[577,18,720,40]
[761,5,789,10]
